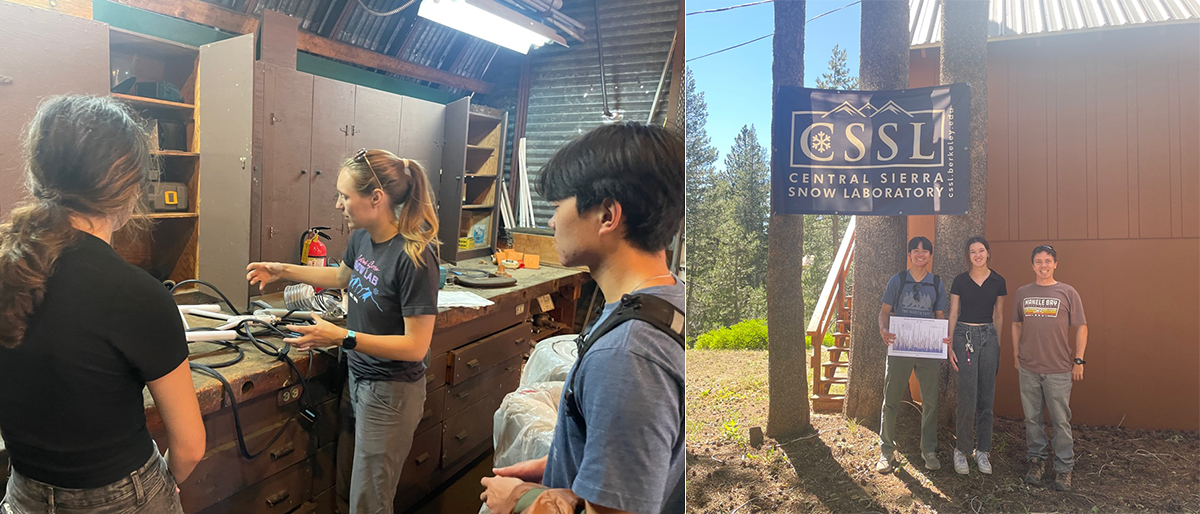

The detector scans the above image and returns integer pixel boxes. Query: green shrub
[693,319,837,350]
[694,319,769,350]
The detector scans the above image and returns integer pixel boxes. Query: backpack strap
[565,293,685,432]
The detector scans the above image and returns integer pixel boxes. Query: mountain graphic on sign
[859,102,879,116]
[823,101,865,117]
[871,100,913,117]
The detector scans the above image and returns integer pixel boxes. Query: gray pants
[336,373,426,514]
[953,324,1000,454]
[1,443,182,514]
[1018,367,1074,472]
[880,355,941,456]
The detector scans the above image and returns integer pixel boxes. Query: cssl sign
[771,84,970,215]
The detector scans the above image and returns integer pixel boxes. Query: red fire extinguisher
[301,227,332,267]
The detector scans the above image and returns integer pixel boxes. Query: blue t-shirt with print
[881,270,947,319]
[542,281,685,514]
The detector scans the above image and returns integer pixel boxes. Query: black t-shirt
[342,230,439,382]
[950,269,1008,324]
[0,231,189,488]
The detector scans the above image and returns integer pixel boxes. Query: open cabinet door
[0,3,109,218]
[438,96,470,263]
[197,33,255,305]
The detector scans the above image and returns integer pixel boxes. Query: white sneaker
[876,454,894,474]
[953,449,969,474]
[923,452,941,470]
[974,450,993,475]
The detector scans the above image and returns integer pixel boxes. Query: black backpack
[563,293,685,513]
[888,270,944,313]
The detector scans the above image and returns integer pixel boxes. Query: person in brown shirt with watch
[1011,245,1088,492]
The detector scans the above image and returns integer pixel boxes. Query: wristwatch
[1073,357,1086,365]
[342,329,358,350]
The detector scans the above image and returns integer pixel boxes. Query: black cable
[190,363,294,460]
[178,283,335,460]
[171,279,243,315]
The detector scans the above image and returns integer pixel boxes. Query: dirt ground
[686,350,1200,514]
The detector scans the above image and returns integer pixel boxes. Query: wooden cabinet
[261,65,315,266]
[0,3,109,217]
[438,98,508,263]
[198,46,449,300]
[309,77,355,261]
[0,4,203,285]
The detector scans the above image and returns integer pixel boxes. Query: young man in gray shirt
[1012,245,1088,491]
[480,123,685,514]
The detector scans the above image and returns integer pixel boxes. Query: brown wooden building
[907,0,1199,430]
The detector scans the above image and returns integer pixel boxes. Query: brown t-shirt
[1012,281,1087,374]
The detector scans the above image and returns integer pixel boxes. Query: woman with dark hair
[0,95,206,512]
[946,236,1007,475]
[246,149,439,514]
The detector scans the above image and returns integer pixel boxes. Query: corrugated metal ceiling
[910,0,1200,46]
[197,0,577,93]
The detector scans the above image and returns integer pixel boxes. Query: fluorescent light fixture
[418,0,567,54]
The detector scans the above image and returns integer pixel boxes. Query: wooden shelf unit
[440,100,507,262]
[109,28,202,285]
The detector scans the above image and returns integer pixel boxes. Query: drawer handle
[506,366,518,372]
[456,391,471,399]
[425,374,435,384]
[266,490,291,507]
[466,359,480,369]
[455,430,469,441]
[415,452,430,465]
[422,409,433,420]
[269,443,294,461]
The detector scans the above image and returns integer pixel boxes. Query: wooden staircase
[809,217,856,413]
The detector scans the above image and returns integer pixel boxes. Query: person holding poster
[876,237,948,473]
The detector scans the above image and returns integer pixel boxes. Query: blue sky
[686,0,862,164]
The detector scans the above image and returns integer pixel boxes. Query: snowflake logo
[811,131,832,154]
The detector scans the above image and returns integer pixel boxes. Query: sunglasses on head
[353,148,384,190]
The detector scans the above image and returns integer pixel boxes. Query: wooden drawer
[399,424,442,491]
[426,352,448,392]
[310,443,337,500]
[448,322,532,385]
[312,487,337,514]
[441,395,499,465]
[418,386,445,434]
[444,355,523,419]
[180,419,312,513]
[196,458,312,514]
[432,299,527,355]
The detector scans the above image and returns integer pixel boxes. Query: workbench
[0,263,588,514]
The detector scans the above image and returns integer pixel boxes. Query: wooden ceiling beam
[112,0,495,94]
[297,32,494,93]
[114,0,260,34]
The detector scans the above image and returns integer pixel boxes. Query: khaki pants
[880,355,941,457]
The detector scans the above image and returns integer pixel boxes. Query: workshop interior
[0,0,683,512]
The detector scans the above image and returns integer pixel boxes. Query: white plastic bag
[492,382,564,469]
[520,335,579,387]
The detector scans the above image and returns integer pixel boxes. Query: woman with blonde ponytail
[0,96,205,513]
[247,148,440,514]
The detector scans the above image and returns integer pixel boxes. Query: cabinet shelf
[153,150,199,158]
[112,93,195,111]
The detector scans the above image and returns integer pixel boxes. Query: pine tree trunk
[934,0,990,431]
[842,0,911,431]
[766,0,810,439]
